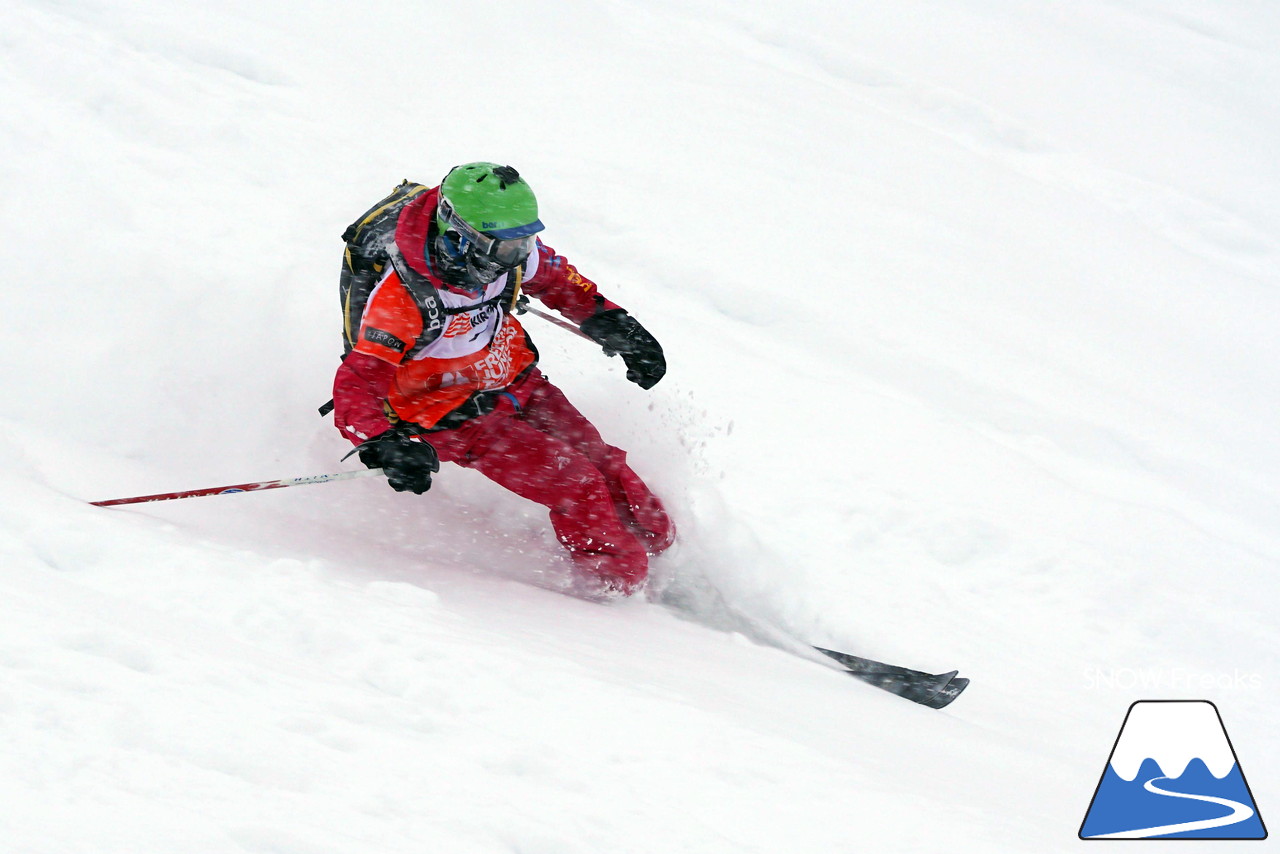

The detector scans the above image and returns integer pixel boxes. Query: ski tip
[811,646,970,709]
[923,674,969,709]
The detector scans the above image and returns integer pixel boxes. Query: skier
[331,163,674,597]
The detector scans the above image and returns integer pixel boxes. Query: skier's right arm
[333,352,439,494]
[332,351,398,445]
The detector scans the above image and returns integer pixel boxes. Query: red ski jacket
[332,187,622,444]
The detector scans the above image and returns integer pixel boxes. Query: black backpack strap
[386,244,448,359]
[385,246,527,359]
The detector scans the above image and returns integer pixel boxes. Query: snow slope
[2,1,1277,851]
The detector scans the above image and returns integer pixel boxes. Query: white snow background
[2,1,1278,851]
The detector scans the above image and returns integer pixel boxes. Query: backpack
[339,180,432,355]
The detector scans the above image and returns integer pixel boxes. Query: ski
[813,646,969,709]
[653,582,968,709]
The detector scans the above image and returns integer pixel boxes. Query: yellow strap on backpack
[509,265,524,312]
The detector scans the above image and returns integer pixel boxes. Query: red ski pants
[426,371,674,594]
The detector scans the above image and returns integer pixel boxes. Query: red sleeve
[333,351,397,446]
[521,240,622,324]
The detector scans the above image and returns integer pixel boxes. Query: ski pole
[91,468,385,507]
[524,305,593,341]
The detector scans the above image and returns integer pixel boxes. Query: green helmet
[435,163,544,285]
[437,162,543,240]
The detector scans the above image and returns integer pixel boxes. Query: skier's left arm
[522,240,666,389]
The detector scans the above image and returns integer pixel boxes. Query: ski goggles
[438,197,539,269]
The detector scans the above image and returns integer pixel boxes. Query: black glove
[357,426,440,494]
[579,308,666,390]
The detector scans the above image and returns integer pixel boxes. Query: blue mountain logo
[1080,700,1266,839]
